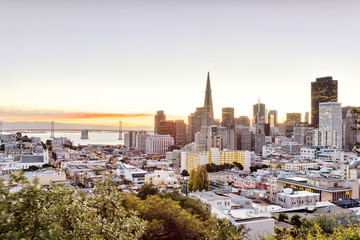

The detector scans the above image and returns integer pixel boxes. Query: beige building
[277,176,359,202]
[181,148,251,172]
[145,170,180,188]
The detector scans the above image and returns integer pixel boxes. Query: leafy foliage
[188,165,210,192]
[278,213,289,222]
[1,172,249,240]
[181,169,190,176]
[0,172,146,239]
[266,213,355,240]
[137,184,159,200]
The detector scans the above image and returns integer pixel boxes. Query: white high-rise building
[145,134,174,154]
[312,129,338,147]
[319,102,342,148]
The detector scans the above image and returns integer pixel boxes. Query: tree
[22,135,31,142]
[233,162,244,170]
[290,214,302,228]
[137,184,159,200]
[207,218,249,240]
[187,169,196,192]
[41,141,47,150]
[27,165,40,171]
[42,163,55,168]
[261,164,269,169]
[193,165,210,192]
[205,163,216,172]
[52,152,57,160]
[133,195,207,240]
[0,172,146,239]
[15,132,22,141]
[278,213,289,222]
[181,169,190,176]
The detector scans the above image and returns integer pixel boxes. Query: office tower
[311,76,338,128]
[124,131,146,148]
[221,107,235,150]
[154,110,166,133]
[154,111,187,147]
[175,120,187,147]
[158,120,176,140]
[252,133,265,154]
[319,102,342,148]
[222,107,235,128]
[268,110,278,128]
[343,107,360,150]
[235,116,251,126]
[235,128,252,151]
[206,125,234,150]
[286,113,302,135]
[198,72,215,150]
[253,100,267,124]
[293,123,313,145]
[187,107,204,143]
[145,134,175,154]
[304,112,309,123]
[136,133,150,151]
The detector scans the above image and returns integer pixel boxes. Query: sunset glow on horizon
[1,1,360,127]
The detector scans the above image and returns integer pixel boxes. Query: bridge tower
[50,121,55,138]
[118,121,123,140]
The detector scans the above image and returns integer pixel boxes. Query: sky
[1,0,360,128]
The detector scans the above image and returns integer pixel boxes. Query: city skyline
[1,1,360,127]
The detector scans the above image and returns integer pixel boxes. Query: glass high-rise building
[268,110,278,128]
[222,107,235,129]
[319,102,342,148]
[253,101,267,124]
[311,76,338,128]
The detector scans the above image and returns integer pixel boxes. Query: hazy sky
[1,0,360,127]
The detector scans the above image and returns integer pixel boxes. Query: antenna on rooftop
[50,121,55,138]
[118,121,123,140]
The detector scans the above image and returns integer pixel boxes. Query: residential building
[181,148,251,172]
[145,134,174,154]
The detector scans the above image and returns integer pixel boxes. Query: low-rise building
[276,188,320,208]
[145,170,180,188]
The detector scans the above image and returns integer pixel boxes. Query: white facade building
[319,102,342,148]
[145,134,174,154]
[300,148,316,160]
[313,129,338,147]
[276,188,320,208]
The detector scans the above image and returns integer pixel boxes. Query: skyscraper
[304,112,309,123]
[222,107,235,129]
[311,76,338,128]
[319,102,342,148]
[286,112,302,136]
[202,72,214,127]
[198,72,215,150]
[154,111,187,147]
[268,110,278,128]
[235,116,251,126]
[187,107,204,143]
[253,100,267,124]
[154,110,166,133]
